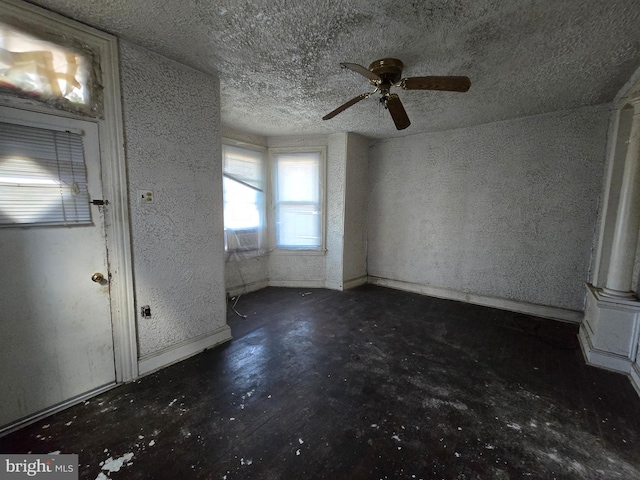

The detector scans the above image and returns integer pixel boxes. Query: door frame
[0,0,138,385]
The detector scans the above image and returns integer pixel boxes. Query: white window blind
[0,121,91,227]
[274,151,322,248]
[223,144,265,253]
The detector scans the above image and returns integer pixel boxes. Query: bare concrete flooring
[2,285,640,479]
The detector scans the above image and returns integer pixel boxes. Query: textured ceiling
[28,0,640,139]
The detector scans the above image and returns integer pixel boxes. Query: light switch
[137,190,155,204]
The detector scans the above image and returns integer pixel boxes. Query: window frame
[269,146,327,253]
[221,137,267,258]
[0,18,103,117]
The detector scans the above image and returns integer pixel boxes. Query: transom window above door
[0,22,90,105]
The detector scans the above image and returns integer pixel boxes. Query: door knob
[91,272,105,283]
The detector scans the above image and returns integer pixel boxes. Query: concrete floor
[2,285,640,479]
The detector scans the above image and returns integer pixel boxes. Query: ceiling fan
[322,58,471,130]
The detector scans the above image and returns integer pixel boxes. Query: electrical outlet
[141,305,151,318]
[137,190,155,204]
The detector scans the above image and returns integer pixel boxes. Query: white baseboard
[343,275,367,290]
[578,325,632,374]
[0,383,116,437]
[227,279,268,298]
[138,325,232,376]
[324,280,343,291]
[268,279,325,289]
[368,276,582,323]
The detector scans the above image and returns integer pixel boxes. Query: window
[0,23,89,105]
[222,143,266,254]
[0,121,91,227]
[273,148,325,249]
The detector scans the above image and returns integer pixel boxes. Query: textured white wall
[368,105,610,312]
[343,133,370,283]
[120,41,227,357]
[222,127,268,148]
[226,256,269,295]
[325,133,347,290]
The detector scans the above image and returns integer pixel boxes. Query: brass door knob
[91,272,105,283]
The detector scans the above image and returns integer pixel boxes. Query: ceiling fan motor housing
[368,58,404,85]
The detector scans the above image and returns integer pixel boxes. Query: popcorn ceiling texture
[367,105,610,312]
[30,0,640,139]
[119,41,227,357]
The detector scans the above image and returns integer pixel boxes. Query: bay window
[222,143,325,256]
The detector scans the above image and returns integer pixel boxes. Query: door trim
[0,0,138,382]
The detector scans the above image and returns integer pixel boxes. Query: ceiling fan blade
[322,93,371,120]
[340,62,381,82]
[386,94,410,130]
[401,76,471,92]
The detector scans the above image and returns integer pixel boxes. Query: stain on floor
[1,285,640,479]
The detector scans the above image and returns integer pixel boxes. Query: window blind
[0,121,91,227]
[222,144,265,254]
[274,151,322,248]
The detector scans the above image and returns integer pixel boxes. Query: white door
[0,107,116,428]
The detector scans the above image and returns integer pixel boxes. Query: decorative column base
[600,287,637,299]
[579,284,640,374]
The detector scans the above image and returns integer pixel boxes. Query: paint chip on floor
[101,452,134,473]
[296,449,301,455]
[148,440,156,447]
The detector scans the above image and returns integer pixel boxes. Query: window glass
[0,121,91,227]
[274,151,322,249]
[223,144,265,253]
[0,23,89,104]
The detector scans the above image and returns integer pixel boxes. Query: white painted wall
[325,133,348,290]
[368,105,610,313]
[119,41,229,360]
[343,133,370,285]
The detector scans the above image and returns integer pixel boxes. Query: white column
[603,96,640,298]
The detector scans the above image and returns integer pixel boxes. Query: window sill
[271,248,326,257]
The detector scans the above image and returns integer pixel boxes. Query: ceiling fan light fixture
[324,58,471,130]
